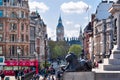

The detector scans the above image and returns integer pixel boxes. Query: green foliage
[41,61,51,68]
[48,41,69,59]
[69,44,82,57]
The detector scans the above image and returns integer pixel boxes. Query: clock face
[57,29,61,33]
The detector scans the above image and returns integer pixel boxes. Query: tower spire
[58,13,62,23]
[80,26,82,34]
[56,14,64,41]
[79,26,83,47]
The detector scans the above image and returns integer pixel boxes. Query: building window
[10,0,17,6]
[11,12,17,18]
[0,0,3,5]
[26,35,28,41]
[21,24,24,31]
[21,11,24,18]
[21,34,24,42]
[0,10,3,17]
[0,46,2,54]
[30,27,35,39]
[21,47,24,56]
[26,25,28,31]
[10,23,17,30]
[0,34,3,41]
[10,34,16,42]
[0,23,3,30]
[9,46,17,56]
[26,13,28,18]
[11,45,15,56]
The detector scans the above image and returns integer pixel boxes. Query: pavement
[92,68,120,73]
[2,75,56,80]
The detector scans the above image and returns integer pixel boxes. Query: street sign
[0,56,5,63]
[0,56,5,70]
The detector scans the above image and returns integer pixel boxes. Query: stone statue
[64,52,92,72]
[116,0,120,4]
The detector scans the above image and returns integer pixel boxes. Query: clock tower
[56,15,64,41]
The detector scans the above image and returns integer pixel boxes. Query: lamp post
[44,34,47,68]
[34,51,39,74]
[17,47,21,80]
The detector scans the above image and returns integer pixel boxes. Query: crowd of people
[38,64,64,80]
[31,62,65,80]
[0,63,64,80]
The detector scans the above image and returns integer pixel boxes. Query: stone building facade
[92,1,114,62]
[30,12,48,62]
[83,22,93,59]
[93,18,113,62]
[0,0,30,59]
[83,1,115,62]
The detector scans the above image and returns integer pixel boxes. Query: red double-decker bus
[1,59,38,76]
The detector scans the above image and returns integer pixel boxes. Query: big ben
[56,15,64,41]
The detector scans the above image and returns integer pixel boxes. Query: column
[109,18,114,51]
[101,20,106,58]
[116,14,120,50]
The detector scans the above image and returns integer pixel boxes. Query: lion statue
[64,52,92,72]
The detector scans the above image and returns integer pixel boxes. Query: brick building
[0,0,30,59]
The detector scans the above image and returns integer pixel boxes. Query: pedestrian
[56,67,63,80]
[33,73,36,80]
[51,76,54,80]
[14,70,19,80]
[36,73,40,80]
[0,70,5,80]
[43,67,49,80]
[49,65,55,80]
[20,68,25,76]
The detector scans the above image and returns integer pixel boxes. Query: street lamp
[17,47,21,80]
[34,51,39,74]
[44,34,47,68]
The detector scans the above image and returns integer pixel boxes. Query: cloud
[84,16,89,20]
[64,21,80,38]
[74,24,80,28]
[65,20,73,25]
[29,1,49,13]
[60,1,90,14]
[47,27,56,40]
[65,30,79,38]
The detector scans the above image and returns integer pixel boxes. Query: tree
[48,41,69,59]
[69,44,82,57]
[53,45,62,58]
[48,41,57,59]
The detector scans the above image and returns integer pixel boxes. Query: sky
[28,0,114,40]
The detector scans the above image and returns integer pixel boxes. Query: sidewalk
[1,75,56,80]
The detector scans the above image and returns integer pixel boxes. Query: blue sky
[29,0,112,40]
